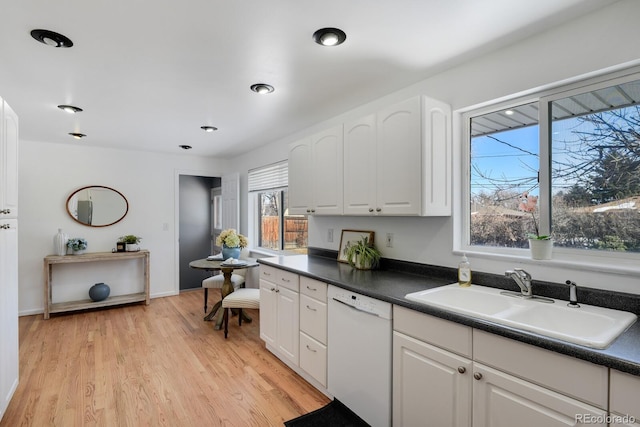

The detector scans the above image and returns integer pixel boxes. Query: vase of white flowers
[216,229,248,259]
[67,238,88,255]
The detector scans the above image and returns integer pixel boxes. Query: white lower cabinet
[259,265,299,366]
[393,306,608,427]
[260,267,329,393]
[299,277,327,387]
[610,370,640,426]
[473,363,606,427]
[393,331,472,427]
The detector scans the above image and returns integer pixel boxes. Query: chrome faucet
[505,268,532,298]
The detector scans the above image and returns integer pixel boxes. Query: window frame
[457,67,640,272]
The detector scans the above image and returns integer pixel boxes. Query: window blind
[248,160,288,192]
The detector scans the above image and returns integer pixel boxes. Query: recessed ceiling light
[179,145,192,150]
[313,28,346,46]
[30,29,73,48]
[250,83,274,94]
[69,133,86,139]
[58,105,83,114]
[504,110,515,116]
[200,126,218,132]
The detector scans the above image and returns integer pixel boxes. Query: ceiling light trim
[30,29,74,48]
[200,126,218,132]
[58,104,83,114]
[250,83,275,94]
[68,132,86,139]
[313,27,346,46]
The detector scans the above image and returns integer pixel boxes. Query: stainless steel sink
[405,283,637,349]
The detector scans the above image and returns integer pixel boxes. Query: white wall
[230,0,640,295]
[18,140,227,315]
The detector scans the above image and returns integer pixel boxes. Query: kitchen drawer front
[259,265,279,284]
[300,294,327,344]
[393,305,472,358]
[300,276,327,302]
[610,369,640,421]
[276,268,299,292]
[473,329,607,409]
[300,331,327,387]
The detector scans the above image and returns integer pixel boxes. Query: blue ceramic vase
[221,245,241,259]
[89,283,110,302]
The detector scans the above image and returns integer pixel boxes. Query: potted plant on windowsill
[343,236,382,270]
[119,235,142,252]
[519,192,552,259]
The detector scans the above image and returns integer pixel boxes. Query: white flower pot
[529,239,553,260]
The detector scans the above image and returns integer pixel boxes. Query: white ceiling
[0,0,616,158]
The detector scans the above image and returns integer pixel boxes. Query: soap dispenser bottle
[458,254,471,287]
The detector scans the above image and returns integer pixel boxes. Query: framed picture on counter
[338,230,375,263]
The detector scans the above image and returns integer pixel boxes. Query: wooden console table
[43,250,150,319]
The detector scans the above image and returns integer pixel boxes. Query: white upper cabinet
[0,100,18,219]
[290,95,451,217]
[288,125,343,215]
[344,96,451,216]
[344,114,377,215]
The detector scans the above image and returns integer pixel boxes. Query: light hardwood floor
[1,291,329,426]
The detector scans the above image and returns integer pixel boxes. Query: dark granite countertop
[258,253,640,377]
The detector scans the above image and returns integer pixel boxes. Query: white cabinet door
[393,331,472,427]
[343,114,377,215]
[610,369,640,426]
[1,100,18,219]
[472,363,607,427]
[422,96,451,216]
[259,278,277,347]
[299,332,327,387]
[276,286,299,366]
[310,125,343,215]
[376,97,422,215]
[288,126,343,215]
[0,219,18,420]
[287,137,313,215]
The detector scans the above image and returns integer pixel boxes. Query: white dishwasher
[327,285,392,427]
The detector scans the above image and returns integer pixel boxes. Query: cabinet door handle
[473,372,483,380]
[306,345,317,353]
[306,305,317,311]
[376,207,382,212]
[457,366,466,374]
[281,278,290,282]
[306,285,317,291]
[270,287,276,292]
[1,224,10,229]
[263,272,271,276]
[0,209,10,214]
[368,208,374,212]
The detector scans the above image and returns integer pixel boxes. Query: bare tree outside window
[469,79,640,252]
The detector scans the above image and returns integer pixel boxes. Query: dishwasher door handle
[331,297,379,317]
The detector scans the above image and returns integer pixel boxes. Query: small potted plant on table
[119,235,142,252]
[67,238,88,255]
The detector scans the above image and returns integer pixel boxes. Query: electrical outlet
[327,228,334,243]
[386,233,393,248]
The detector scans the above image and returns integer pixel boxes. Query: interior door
[211,186,222,254]
[179,175,216,291]
[221,173,239,231]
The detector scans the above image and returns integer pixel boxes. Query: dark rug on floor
[284,399,370,427]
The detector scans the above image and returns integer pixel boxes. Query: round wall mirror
[66,185,129,227]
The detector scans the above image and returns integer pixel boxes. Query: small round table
[189,257,259,330]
